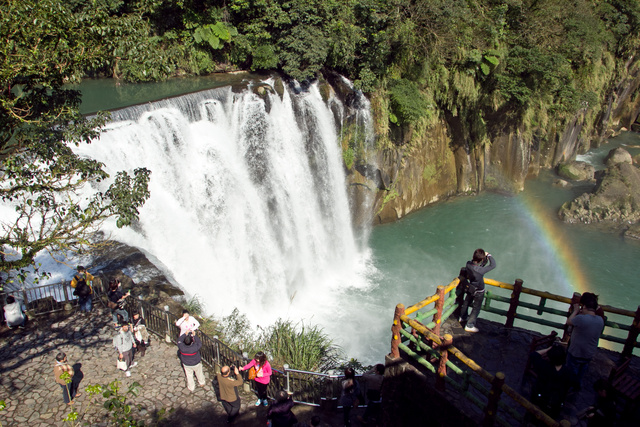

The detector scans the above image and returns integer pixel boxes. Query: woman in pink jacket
[240,351,272,406]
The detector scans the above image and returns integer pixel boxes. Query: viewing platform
[385,276,640,426]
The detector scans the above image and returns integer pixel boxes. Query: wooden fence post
[391,304,405,358]
[622,305,640,358]
[433,286,445,335]
[562,292,581,343]
[505,279,523,328]
[483,372,505,427]
[436,334,452,392]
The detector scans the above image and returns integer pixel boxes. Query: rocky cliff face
[339,59,640,225]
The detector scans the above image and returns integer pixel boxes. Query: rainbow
[517,191,587,297]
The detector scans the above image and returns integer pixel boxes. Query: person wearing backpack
[71,265,94,313]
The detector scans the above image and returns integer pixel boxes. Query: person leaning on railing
[70,265,94,313]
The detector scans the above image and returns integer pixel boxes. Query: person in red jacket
[240,351,272,406]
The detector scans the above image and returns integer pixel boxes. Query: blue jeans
[112,308,129,325]
[460,291,485,328]
[78,296,92,312]
[566,352,591,386]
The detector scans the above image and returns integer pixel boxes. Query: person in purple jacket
[459,248,496,333]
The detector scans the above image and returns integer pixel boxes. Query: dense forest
[1,0,640,275]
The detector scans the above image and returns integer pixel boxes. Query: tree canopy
[0,0,150,284]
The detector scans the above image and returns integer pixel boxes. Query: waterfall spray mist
[73,81,378,357]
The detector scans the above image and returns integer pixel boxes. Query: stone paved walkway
[0,306,338,427]
[2,304,639,426]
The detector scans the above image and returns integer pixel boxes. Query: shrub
[388,78,431,125]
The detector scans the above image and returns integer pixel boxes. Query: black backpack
[74,278,91,297]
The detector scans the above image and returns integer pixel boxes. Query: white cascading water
[73,80,376,356]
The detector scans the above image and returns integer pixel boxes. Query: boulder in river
[559,162,640,228]
[604,147,633,167]
[557,161,595,181]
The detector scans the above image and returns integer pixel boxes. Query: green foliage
[251,45,279,71]
[338,358,371,374]
[193,22,238,50]
[388,79,431,125]
[101,380,144,426]
[343,148,355,170]
[0,0,151,278]
[219,307,257,355]
[263,319,342,371]
[178,294,204,316]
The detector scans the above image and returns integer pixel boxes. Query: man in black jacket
[459,248,496,333]
[177,331,206,391]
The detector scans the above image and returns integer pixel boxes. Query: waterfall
[74,80,375,338]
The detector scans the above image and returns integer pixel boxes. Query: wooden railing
[391,276,640,427]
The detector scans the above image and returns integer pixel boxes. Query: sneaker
[262,399,268,406]
[125,370,131,377]
[465,325,479,333]
[131,362,138,368]
[458,317,464,323]
[255,400,261,406]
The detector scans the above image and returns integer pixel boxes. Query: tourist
[583,378,616,427]
[54,352,81,405]
[3,295,26,329]
[240,351,272,406]
[566,292,605,386]
[107,278,130,328]
[70,265,94,313]
[339,367,361,427]
[357,364,384,425]
[459,248,496,333]
[216,365,243,423]
[132,312,149,357]
[267,389,297,427]
[113,323,137,377]
[529,344,577,418]
[175,309,200,336]
[177,330,206,391]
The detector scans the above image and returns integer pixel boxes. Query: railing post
[164,305,172,343]
[483,372,505,427]
[622,305,640,358]
[391,304,405,358]
[433,286,445,335]
[284,364,290,393]
[505,279,523,328]
[436,334,452,392]
[214,335,221,366]
[562,292,581,343]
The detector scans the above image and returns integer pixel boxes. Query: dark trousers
[222,398,241,422]
[256,381,268,401]
[460,291,485,327]
[60,382,77,404]
[135,340,146,357]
